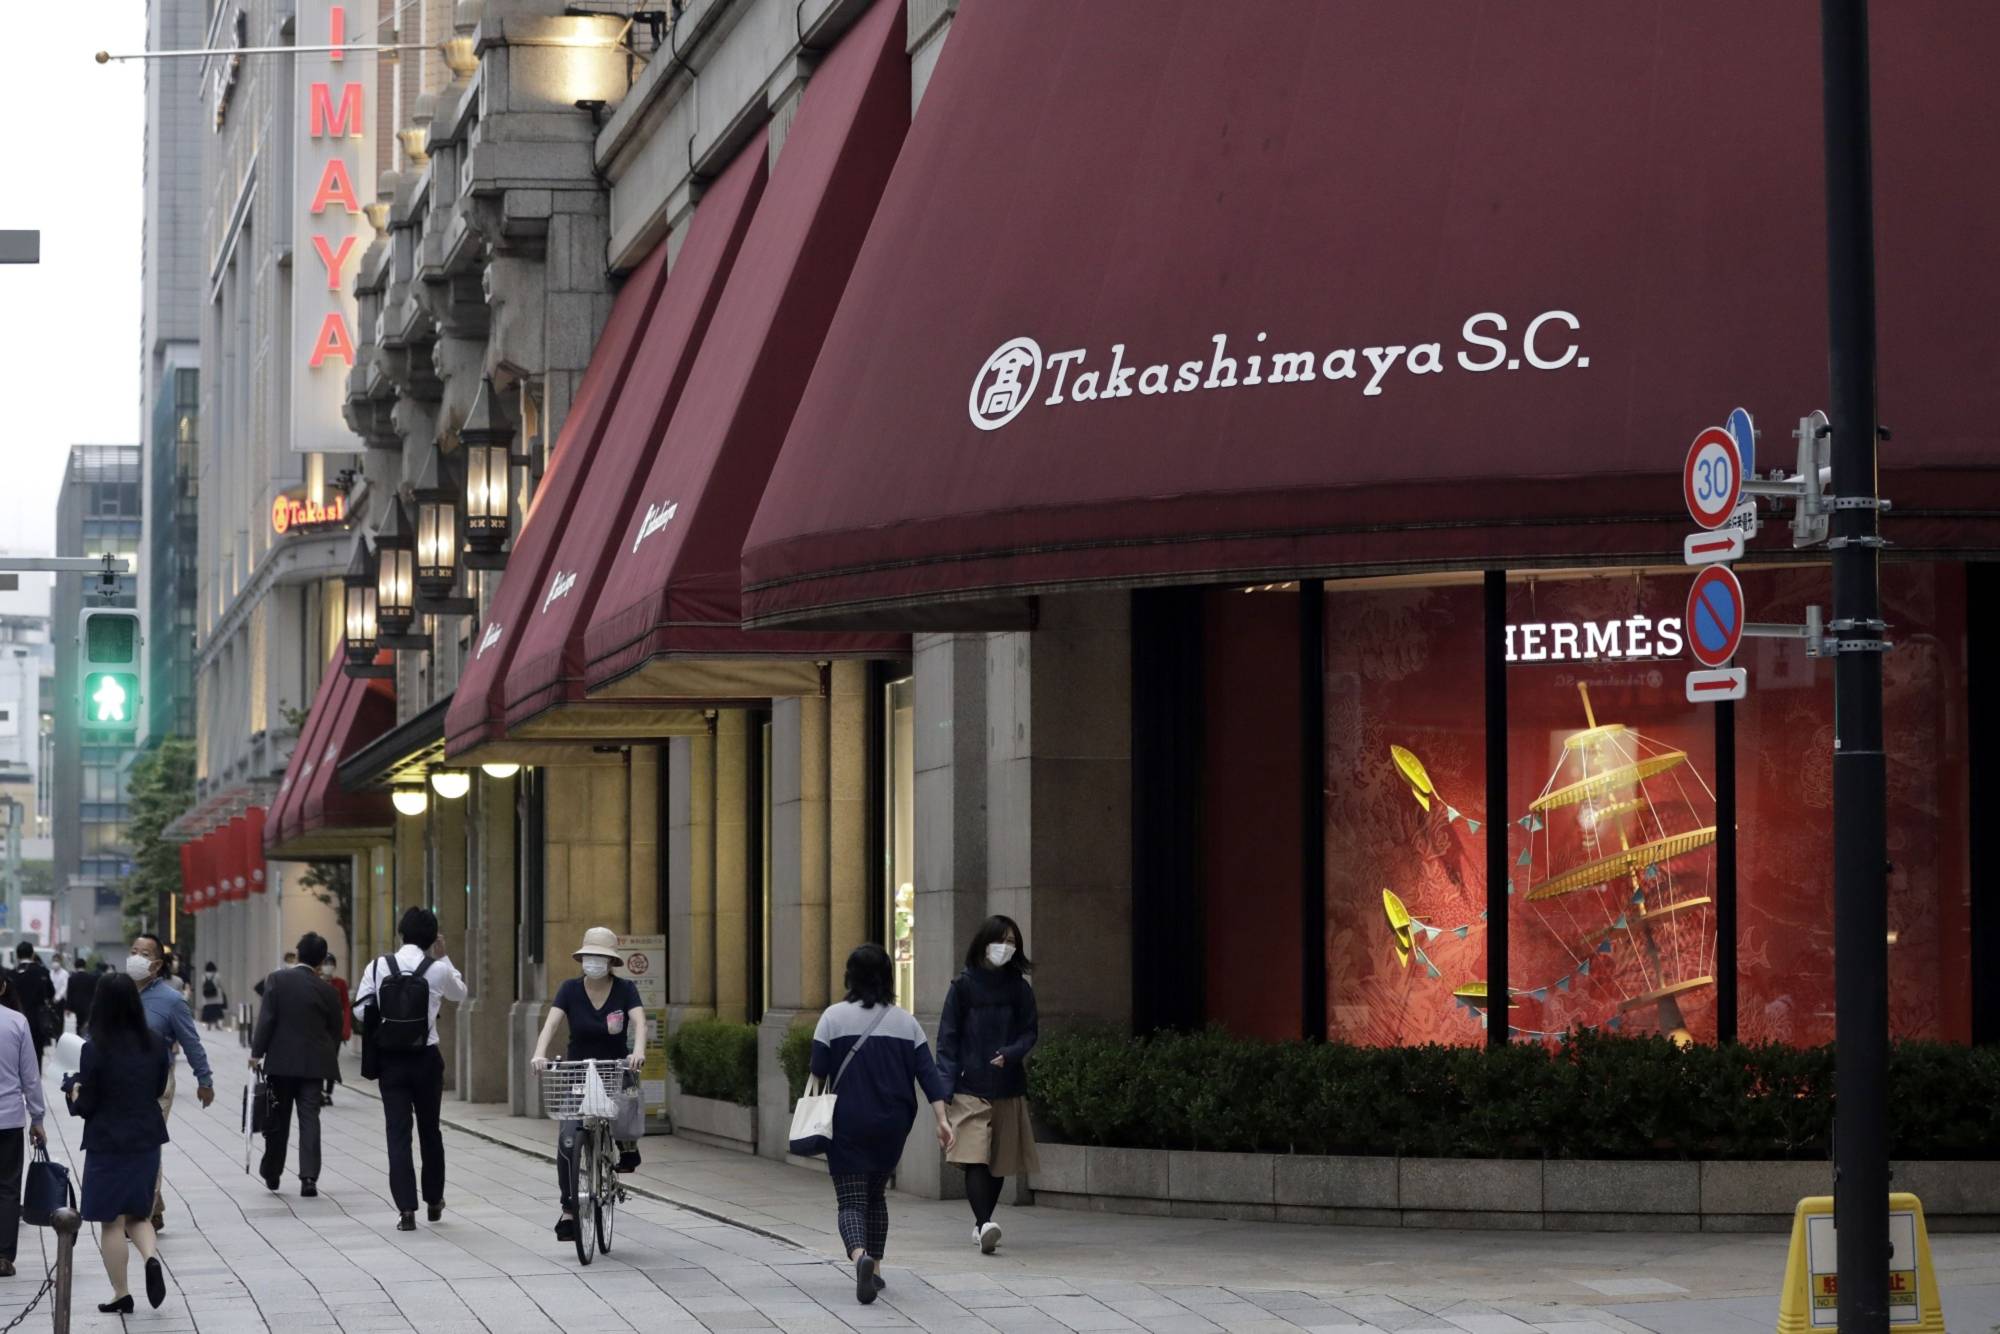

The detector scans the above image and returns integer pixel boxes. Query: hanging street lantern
[412,441,475,614]
[461,378,519,569]
[375,496,427,649]
[341,537,394,678]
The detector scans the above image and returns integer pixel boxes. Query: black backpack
[374,955,435,1052]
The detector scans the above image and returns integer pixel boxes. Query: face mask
[986,942,1016,968]
[320,964,334,977]
[581,958,610,980]
[125,955,154,982]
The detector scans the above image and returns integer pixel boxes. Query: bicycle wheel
[571,1126,597,1266]
[594,1128,618,1254]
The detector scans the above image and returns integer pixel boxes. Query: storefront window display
[883,675,915,1010]
[1324,564,1969,1049]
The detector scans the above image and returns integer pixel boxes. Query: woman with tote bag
[804,945,952,1306]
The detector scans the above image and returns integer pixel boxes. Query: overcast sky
[0,6,146,617]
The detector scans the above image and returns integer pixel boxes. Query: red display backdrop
[1324,564,1969,1048]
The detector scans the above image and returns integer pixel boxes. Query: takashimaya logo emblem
[968,337,1043,431]
[632,501,678,553]
[542,570,577,613]
[477,622,504,658]
[966,310,1591,431]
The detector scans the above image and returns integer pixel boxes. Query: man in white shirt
[351,907,466,1232]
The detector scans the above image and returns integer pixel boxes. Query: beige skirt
[944,1093,1040,1178]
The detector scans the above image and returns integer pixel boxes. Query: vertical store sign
[617,934,670,1123]
[292,1,375,454]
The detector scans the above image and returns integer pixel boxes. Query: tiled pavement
[0,1047,1992,1333]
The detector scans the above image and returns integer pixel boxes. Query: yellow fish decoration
[1381,889,1414,968]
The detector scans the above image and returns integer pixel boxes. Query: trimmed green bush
[665,1019,759,1107]
[1027,1029,2000,1160]
[777,1019,815,1109]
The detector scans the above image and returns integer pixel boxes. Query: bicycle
[537,1059,633,1265]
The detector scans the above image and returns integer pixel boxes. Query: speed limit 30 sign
[1684,426,1743,529]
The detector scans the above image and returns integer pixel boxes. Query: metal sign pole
[1821,0,1891,1328]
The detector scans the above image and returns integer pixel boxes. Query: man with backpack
[350,908,465,1232]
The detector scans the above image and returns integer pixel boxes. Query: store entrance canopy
[269,655,396,858]
[581,0,909,698]
[443,238,675,763]
[742,1,2000,629]
[501,129,769,743]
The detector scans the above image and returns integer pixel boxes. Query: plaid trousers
[832,1172,890,1258]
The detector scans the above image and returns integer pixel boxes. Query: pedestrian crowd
[0,909,1040,1311]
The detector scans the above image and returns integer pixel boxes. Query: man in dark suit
[63,962,98,1032]
[250,933,343,1197]
[9,945,52,1066]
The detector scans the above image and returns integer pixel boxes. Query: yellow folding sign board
[1776,1193,1943,1332]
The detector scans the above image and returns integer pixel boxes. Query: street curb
[337,1079,806,1252]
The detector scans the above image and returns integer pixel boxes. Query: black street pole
[1715,699,1737,1046]
[1821,1,1891,1329]
[1485,570,1509,1049]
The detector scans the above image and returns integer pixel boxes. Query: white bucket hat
[573,926,622,964]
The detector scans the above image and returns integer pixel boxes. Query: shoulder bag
[787,1005,891,1158]
[22,1147,73,1227]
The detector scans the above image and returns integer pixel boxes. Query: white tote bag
[787,1006,890,1157]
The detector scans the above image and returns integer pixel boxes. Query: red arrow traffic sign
[1685,564,1745,668]
[1683,426,1743,530]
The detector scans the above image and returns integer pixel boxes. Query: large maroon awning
[269,655,396,857]
[442,240,674,761]
[582,0,909,697]
[742,1,2000,628]
[502,132,769,741]
[267,652,344,853]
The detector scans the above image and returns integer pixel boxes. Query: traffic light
[79,608,141,734]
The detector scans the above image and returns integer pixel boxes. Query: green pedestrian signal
[84,672,136,724]
[78,607,142,734]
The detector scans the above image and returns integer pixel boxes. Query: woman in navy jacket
[68,974,172,1312]
[935,915,1040,1253]
[809,944,952,1305]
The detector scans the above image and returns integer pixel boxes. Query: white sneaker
[978,1221,1002,1254]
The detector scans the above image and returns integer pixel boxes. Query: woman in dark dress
[810,944,953,1305]
[67,974,172,1312]
[198,962,226,1030]
[528,927,647,1242]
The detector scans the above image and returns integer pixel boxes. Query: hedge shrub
[1027,1029,2000,1160]
[777,1019,815,1109]
[665,1019,759,1107]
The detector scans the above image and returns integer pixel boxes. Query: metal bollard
[50,1207,79,1334]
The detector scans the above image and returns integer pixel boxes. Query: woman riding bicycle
[530,927,646,1243]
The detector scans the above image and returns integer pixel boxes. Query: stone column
[896,633,989,1199]
[432,793,467,1094]
[987,593,1133,1032]
[666,733,717,1033]
[757,694,830,1158]
[712,711,751,1025]
[828,663,870,984]
[462,773,517,1104]
[628,747,661,934]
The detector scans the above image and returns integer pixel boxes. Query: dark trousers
[0,1127,21,1262]
[377,1046,445,1213]
[832,1173,890,1259]
[261,1076,323,1184]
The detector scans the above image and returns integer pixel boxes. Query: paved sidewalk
[0,1044,1990,1334]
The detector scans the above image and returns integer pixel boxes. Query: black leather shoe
[262,1173,281,1192]
[98,1296,134,1314]
[426,1202,444,1223]
[144,1257,166,1309]
[0,1259,15,1277]
[396,1213,416,1232]
[554,1216,576,1242]
[300,1180,318,1198]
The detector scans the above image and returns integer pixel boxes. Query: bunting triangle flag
[1597,939,1614,954]
[1454,925,1471,940]
[1530,988,1548,1003]
[1578,960,1592,976]
[1479,910,1488,922]
[1426,961,1441,979]
[1446,806,1461,823]
[1613,914,1629,930]
[1555,976,1571,993]
[1608,1016,1624,1031]
[1466,819,1482,835]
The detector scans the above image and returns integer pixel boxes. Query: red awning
[742,1,2000,628]
[178,842,198,914]
[443,238,676,761]
[500,130,769,741]
[245,806,267,893]
[582,0,910,697]
[269,652,344,853]
[272,657,396,856]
